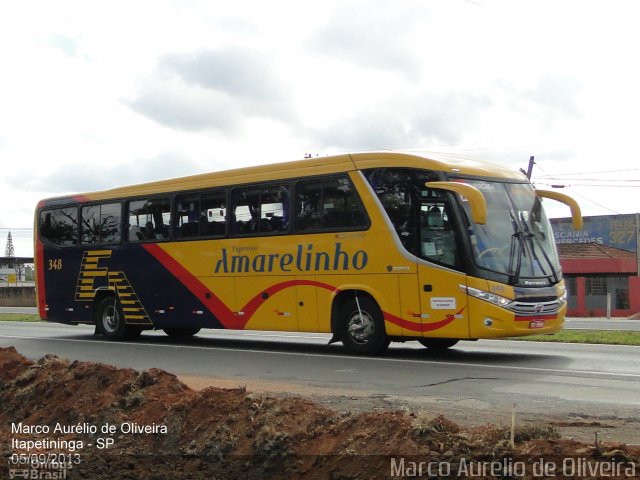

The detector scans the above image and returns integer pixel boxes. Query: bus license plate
[529,320,545,329]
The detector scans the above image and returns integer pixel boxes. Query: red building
[552,214,640,318]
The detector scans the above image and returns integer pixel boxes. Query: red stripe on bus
[383,307,465,332]
[143,245,339,330]
[142,244,242,329]
[144,243,457,334]
[35,239,47,319]
[240,279,339,320]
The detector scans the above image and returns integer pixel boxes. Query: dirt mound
[1,346,638,479]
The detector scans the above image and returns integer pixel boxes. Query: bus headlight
[559,289,567,303]
[464,286,512,308]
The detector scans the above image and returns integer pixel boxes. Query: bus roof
[39,151,527,205]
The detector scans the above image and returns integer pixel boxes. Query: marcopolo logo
[214,242,368,274]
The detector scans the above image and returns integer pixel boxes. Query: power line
[537,168,640,177]
[535,178,640,183]
[537,182,640,188]
[533,163,640,191]
[568,189,621,215]
[532,163,628,214]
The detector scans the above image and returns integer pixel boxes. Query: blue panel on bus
[41,244,225,329]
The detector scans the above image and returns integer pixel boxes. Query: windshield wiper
[507,211,524,285]
[519,212,559,283]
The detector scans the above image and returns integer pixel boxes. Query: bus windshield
[459,179,561,285]
[365,168,561,285]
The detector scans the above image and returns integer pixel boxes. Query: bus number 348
[48,259,63,270]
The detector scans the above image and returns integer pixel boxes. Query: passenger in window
[129,225,143,241]
[248,205,260,232]
[297,194,322,230]
[278,186,290,231]
[144,222,156,240]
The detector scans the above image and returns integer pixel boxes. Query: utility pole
[525,156,535,180]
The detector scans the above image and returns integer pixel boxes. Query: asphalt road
[1,320,638,445]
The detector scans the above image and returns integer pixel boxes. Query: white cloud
[308,0,425,79]
[128,47,296,132]
[16,152,207,193]
[310,92,492,150]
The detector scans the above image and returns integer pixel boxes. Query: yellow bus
[34,152,582,355]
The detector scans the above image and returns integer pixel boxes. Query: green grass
[510,329,640,346]
[0,313,41,322]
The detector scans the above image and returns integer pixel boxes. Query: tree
[25,265,34,282]
[4,231,14,258]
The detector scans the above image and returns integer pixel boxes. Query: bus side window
[81,203,121,245]
[81,205,100,244]
[127,197,170,242]
[295,179,322,231]
[175,194,200,239]
[420,202,458,268]
[232,189,258,234]
[261,184,289,233]
[322,176,367,229]
[295,175,368,232]
[201,190,226,237]
[231,184,289,236]
[39,207,78,246]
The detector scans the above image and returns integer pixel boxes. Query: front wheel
[418,338,459,350]
[337,296,389,356]
[96,297,141,341]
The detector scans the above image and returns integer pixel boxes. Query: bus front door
[416,200,470,341]
[417,265,469,340]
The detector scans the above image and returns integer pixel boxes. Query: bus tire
[163,328,201,337]
[338,296,389,356]
[96,297,141,341]
[418,338,459,349]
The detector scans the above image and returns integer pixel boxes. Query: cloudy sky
[2,0,640,256]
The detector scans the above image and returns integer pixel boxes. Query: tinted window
[81,203,121,245]
[365,168,460,268]
[420,201,458,268]
[295,175,368,232]
[126,198,170,242]
[175,190,226,239]
[232,184,290,235]
[39,207,78,246]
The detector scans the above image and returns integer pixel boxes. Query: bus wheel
[338,296,389,355]
[96,297,141,341]
[418,338,459,349]
[163,328,201,337]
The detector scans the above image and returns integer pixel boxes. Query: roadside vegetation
[0,313,40,322]
[512,329,640,346]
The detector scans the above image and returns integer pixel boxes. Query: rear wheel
[337,296,389,355]
[163,328,201,337]
[96,297,141,341]
[418,338,459,350]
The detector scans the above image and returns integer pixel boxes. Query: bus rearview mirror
[535,190,583,230]
[425,181,487,225]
